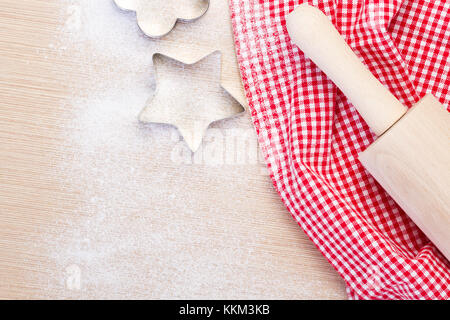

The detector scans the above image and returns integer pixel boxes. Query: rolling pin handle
[286,4,408,136]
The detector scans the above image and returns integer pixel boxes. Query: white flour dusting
[32,0,344,299]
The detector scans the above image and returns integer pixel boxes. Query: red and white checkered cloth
[230,0,450,299]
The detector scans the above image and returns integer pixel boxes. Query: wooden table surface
[0,0,347,299]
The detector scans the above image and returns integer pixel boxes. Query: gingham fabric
[229,0,450,299]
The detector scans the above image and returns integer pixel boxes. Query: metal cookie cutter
[139,51,244,152]
[114,0,210,38]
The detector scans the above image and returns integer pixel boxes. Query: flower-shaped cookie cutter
[114,0,210,38]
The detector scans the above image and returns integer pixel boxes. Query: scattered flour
[30,0,343,299]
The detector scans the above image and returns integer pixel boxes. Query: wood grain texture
[0,0,347,299]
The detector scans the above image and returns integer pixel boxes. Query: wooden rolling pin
[286,4,450,261]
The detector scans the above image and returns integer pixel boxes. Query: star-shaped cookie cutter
[140,51,244,152]
[114,0,210,38]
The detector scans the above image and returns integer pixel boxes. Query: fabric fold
[230,0,450,299]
